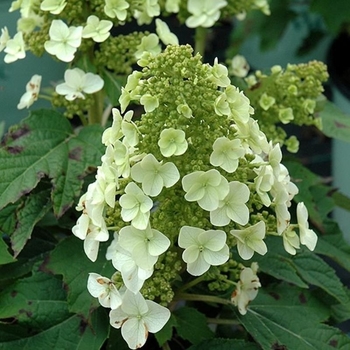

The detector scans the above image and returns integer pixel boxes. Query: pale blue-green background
[0,0,65,132]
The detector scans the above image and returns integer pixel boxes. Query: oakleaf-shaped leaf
[44,236,115,318]
[0,109,104,218]
[237,285,350,350]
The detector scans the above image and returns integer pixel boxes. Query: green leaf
[247,237,308,288]
[155,314,177,347]
[237,285,350,350]
[11,188,52,257]
[0,310,107,350]
[0,271,69,330]
[44,236,115,317]
[102,69,124,106]
[189,338,260,350]
[173,307,214,345]
[319,101,350,143]
[0,237,15,265]
[0,109,104,218]
[293,251,349,304]
[332,190,350,212]
[315,234,350,272]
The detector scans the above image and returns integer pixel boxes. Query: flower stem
[207,317,240,325]
[88,90,104,125]
[176,276,206,293]
[175,293,232,305]
[194,26,207,57]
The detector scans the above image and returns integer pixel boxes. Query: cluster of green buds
[72,44,318,349]
[242,61,329,153]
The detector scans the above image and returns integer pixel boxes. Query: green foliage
[188,338,260,350]
[237,285,350,349]
[173,307,214,345]
[0,110,104,257]
[44,236,115,317]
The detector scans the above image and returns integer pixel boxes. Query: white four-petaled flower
[17,74,41,109]
[296,202,317,251]
[182,169,229,211]
[44,20,82,62]
[131,154,180,197]
[120,182,153,230]
[109,290,170,349]
[40,0,67,14]
[230,221,267,260]
[179,226,229,276]
[118,224,170,270]
[82,15,113,43]
[186,0,228,28]
[56,68,104,101]
[210,181,250,226]
[158,128,188,157]
[87,273,122,309]
[4,31,25,63]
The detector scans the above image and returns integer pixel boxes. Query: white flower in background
[186,0,227,28]
[155,19,179,45]
[131,154,180,197]
[214,94,230,116]
[254,0,270,15]
[165,0,180,13]
[10,0,38,17]
[104,0,129,21]
[182,169,229,211]
[72,214,109,262]
[119,72,143,112]
[259,92,276,111]
[177,103,193,118]
[107,234,153,293]
[134,33,161,59]
[118,224,170,270]
[120,182,153,230]
[210,136,245,173]
[17,74,41,109]
[56,68,104,101]
[230,221,267,260]
[102,109,136,146]
[210,181,250,226]
[0,27,10,52]
[133,0,160,25]
[17,14,44,34]
[225,85,254,124]
[282,227,300,255]
[139,93,159,113]
[297,202,318,251]
[234,118,269,154]
[40,0,67,14]
[44,20,82,62]
[254,165,274,207]
[278,107,294,124]
[179,226,229,276]
[231,263,261,315]
[87,273,122,309]
[211,58,230,87]
[82,15,113,43]
[109,290,170,349]
[158,128,188,157]
[4,31,25,63]
[230,54,250,78]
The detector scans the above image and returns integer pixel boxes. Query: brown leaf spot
[329,339,338,347]
[299,292,307,304]
[6,145,24,154]
[335,121,350,129]
[271,342,288,350]
[10,125,30,140]
[269,292,280,300]
[11,290,17,297]
[69,147,82,161]
[79,319,88,335]
[19,309,32,318]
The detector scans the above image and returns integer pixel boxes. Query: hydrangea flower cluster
[72,44,318,348]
